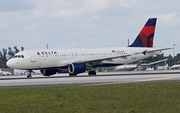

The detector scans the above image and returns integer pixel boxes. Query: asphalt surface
[0,71,180,87]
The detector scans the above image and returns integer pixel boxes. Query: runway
[0,71,180,87]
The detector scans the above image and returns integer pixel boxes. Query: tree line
[0,46,24,68]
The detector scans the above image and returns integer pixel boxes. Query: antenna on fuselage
[45,43,48,49]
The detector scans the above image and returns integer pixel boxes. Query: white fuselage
[7,47,159,70]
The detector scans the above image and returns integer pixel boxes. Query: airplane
[157,64,169,70]
[0,69,12,76]
[169,65,180,70]
[6,18,171,78]
[13,69,40,75]
[114,64,137,71]
[114,59,168,71]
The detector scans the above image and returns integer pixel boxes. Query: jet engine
[68,63,86,75]
[40,69,57,76]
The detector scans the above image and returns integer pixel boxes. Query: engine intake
[68,63,86,75]
[40,69,57,76]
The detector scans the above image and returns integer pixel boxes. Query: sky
[0,0,179,56]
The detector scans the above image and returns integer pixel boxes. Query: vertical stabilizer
[129,18,157,47]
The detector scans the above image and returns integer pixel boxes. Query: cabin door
[30,52,36,62]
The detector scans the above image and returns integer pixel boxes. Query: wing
[56,53,135,67]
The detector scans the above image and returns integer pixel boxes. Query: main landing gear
[68,71,96,76]
[27,70,32,78]
[88,71,96,75]
[69,73,77,76]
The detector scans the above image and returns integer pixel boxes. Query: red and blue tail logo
[129,18,157,47]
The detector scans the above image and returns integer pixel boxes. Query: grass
[0,82,180,113]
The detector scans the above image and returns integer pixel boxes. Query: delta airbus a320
[6,18,170,78]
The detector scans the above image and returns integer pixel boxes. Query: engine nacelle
[68,63,86,75]
[40,69,57,76]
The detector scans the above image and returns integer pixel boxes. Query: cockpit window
[13,55,17,58]
[13,55,25,58]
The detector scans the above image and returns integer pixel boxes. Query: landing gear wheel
[27,70,32,78]
[27,75,32,78]
[88,71,96,75]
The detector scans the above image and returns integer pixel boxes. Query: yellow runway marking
[135,75,179,82]
[83,75,180,86]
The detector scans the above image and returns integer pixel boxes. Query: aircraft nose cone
[6,60,14,68]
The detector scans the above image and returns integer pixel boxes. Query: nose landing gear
[27,70,32,78]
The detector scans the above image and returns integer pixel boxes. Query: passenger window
[21,55,24,58]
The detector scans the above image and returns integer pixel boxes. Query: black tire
[88,71,96,75]
[69,73,77,76]
[27,75,32,78]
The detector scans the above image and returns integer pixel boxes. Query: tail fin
[129,18,157,47]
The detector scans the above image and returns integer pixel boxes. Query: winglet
[129,18,157,48]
